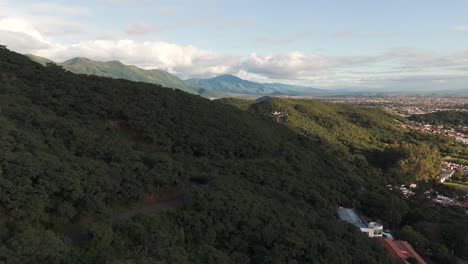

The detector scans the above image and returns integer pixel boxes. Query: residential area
[409,123,468,144]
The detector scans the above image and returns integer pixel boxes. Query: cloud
[27,2,90,16]
[0,16,89,42]
[4,18,468,88]
[125,23,160,35]
[23,39,240,78]
[0,30,52,53]
[243,52,334,80]
[106,0,130,4]
[451,26,468,33]
[332,30,395,39]
[1,3,468,90]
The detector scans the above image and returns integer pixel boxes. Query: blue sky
[1,0,468,90]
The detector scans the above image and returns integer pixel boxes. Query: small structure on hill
[272,110,287,123]
[337,207,383,238]
[439,170,454,183]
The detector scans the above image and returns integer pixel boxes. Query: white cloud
[1,2,468,90]
[332,30,395,39]
[0,30,52,53]
[243,52,334,80]
[451,26,468,33]
[125,23,160,35]
[19,38,239,78]
[27,2,90,16]
[0,17,48,42]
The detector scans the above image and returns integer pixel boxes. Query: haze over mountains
[25,54,349,97]
[26,54,468,98]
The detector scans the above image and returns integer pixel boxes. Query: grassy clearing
[444,182,468,192]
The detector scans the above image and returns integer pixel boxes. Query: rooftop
[378,238,426,264]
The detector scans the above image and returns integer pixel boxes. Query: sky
[1,0,468,90]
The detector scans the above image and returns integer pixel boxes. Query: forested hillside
[221,97,468,263]
[0,46,398,263]
[26,54,204,96]
[409,111,468,126]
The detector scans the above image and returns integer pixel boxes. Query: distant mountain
[61,57,196,93]
[26,55,206,95]
[25,54,54,66]
[184,74,329,97]
[262,82,330,96]
[185,74,277,96]
[25,55,352,98]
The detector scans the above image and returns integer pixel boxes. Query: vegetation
[222,98,468,262]
[26,55,202,95]
[408,111,468,126]
[1,47,399,263]
[384,143,443,182]
[2,47,467,263]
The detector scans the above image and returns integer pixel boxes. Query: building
[439,170,454,183]
[337,207,383,237]
[378,238,426,264]
[433,195,454,206]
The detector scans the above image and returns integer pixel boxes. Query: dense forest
[408,111,468,126]
[220,97,468,263]
[0,46,466,263]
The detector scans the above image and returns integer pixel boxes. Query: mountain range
[26,54,468,98]
[26,54,202,94]
[25,54,336,98]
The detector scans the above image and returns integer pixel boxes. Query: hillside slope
[0,47,394,263]
[26,54,204,95]
[408,111,468,126]
[220,97,468,262]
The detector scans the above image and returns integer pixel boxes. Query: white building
[439,170,454,183]
[337,207,383,238]
[360,222,384,237]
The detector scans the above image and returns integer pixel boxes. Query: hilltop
[26,54,204,95]
[3,47,466,263]
[0,46,395,263]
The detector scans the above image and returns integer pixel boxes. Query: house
[439,170,454,183]
[378,238,426,264]
[337,207,383,238]
[433,195,454,206]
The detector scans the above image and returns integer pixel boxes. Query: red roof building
[378,238,426,264]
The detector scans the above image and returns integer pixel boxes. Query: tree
[389,143,443,182]
[0,228,71,264]
[451,168,465,182]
